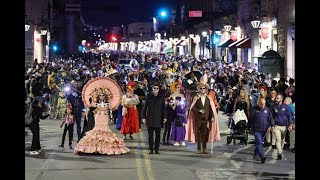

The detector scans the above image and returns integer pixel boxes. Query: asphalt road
[25,113,295,180]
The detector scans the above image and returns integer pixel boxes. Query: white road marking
[225,144,253,158]
[267,149,278,164]
[230,160,241,169]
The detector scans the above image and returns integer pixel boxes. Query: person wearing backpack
[29,100,50,155]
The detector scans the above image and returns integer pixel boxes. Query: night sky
[81,0,178,28]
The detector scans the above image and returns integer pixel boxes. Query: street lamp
[189,34,194,56]
[40,27,47,35]
[224,25,232,32]
[202,32,208,58]
[25,23,30,32]
[251,20,261,28]
[160,11,167,17]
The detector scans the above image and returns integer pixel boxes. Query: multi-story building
[128,22,153,42]
[25,0,83,64]
[25,0,53,65]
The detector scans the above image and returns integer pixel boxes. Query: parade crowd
[25,51,295,164]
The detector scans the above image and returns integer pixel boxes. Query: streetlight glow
[160,11,167,17]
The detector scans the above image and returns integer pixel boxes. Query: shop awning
[228,38,246,48]
[218,39,235,48]
[236,38,251,48]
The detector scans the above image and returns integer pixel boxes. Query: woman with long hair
[233,88,251,119]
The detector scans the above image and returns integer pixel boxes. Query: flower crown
[90,86,112,103]
[127,85,135,91]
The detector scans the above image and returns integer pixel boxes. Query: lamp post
[224,25,232,32]
[251,17,260,69]
[202,31,207,58]
[25,23,30,32]
[189,34,194,56]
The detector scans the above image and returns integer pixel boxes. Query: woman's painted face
[99,94,105,100]
[152,86,159,94]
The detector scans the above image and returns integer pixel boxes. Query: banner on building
[261,27,269,39]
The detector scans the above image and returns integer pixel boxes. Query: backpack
[25,106,34,125]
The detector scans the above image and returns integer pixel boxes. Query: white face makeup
[199,87,206,94]
[153,86,159,94]
[99,94,105,101]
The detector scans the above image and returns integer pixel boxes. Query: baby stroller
[227,110,248,145]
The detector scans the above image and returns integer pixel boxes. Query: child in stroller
[227,115,248,145]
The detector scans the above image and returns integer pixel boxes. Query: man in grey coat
[142,84,167,154]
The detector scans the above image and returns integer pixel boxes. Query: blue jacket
[248,106,274,132]
[67,91,84,113]
[271,103,293,126]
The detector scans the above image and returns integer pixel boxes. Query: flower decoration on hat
[90,86,112,103]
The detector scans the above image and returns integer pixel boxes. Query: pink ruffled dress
[74,105,130,155]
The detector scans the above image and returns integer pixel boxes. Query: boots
[202,149,208,154]
[197,149,201,154]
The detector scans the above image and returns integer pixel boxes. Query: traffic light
[51,43,59,52]
[158,8,169,19]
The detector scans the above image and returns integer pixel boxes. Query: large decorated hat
[81,77,122,110]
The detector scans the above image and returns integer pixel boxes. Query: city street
[25,113,295,180]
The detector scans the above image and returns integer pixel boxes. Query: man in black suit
[142,84,167,154]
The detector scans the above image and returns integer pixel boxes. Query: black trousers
[30,122,41,151]
[162,121,172,144]
[196,119,209,150]
[61,124,74,146]
[112,109,118,124]
[148,127,161,151]
[137,105,142,128]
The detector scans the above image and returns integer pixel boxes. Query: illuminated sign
[189,11,202,17]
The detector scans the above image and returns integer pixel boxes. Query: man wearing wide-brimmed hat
[185,74,221,154]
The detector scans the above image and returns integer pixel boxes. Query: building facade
[128,22,153,42]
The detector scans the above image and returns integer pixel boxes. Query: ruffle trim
[75,145,130,155]
[74,128,130,155]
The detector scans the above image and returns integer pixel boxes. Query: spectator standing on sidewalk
[48,69,59,119]
[271,93,293,160]
[29,100,50,155]
[247,98,274,163]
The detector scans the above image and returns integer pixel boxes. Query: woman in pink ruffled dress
[74,89,130,155]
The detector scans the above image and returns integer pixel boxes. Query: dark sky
[81,0,178,28]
